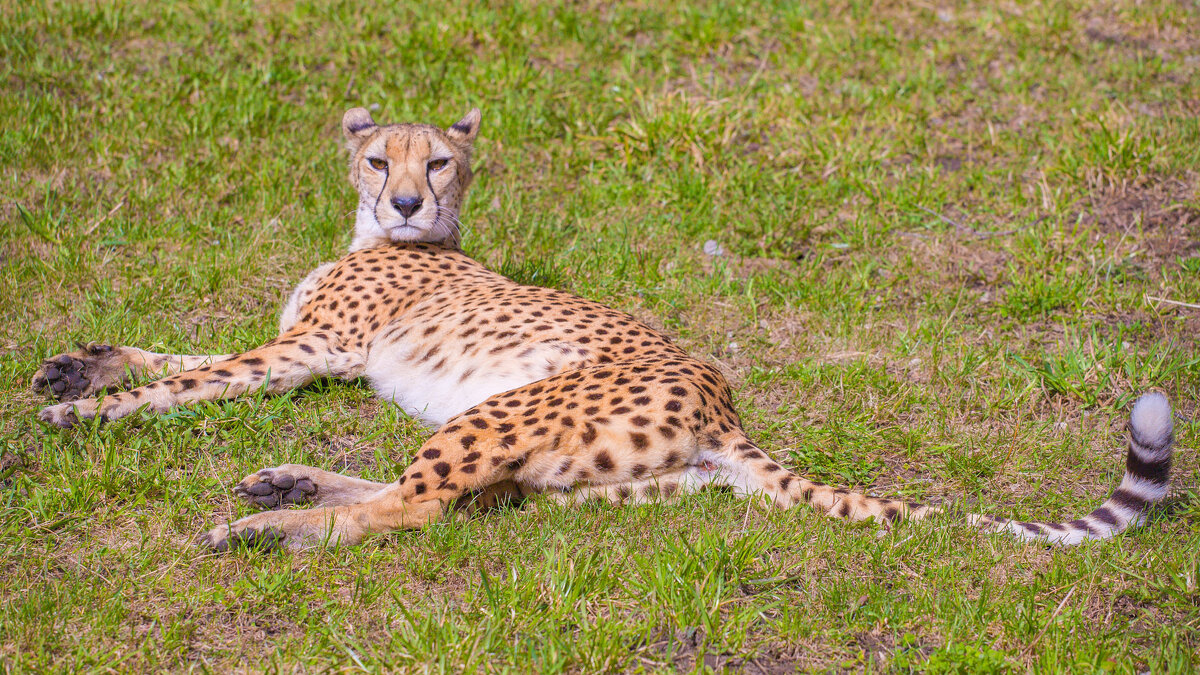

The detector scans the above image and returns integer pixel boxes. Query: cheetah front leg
[38,329,364,428]
[32,344,235,401]
[33,263,336,402]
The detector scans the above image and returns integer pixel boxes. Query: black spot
[594,451,615,471]
[433,462,451,477]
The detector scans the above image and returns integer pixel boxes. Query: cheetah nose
[390,196,423,218]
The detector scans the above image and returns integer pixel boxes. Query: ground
[2,0,1199,672]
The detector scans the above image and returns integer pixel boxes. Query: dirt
[1082,173,1200,241]
[639,627,810,674]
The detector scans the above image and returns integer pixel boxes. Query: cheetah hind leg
[543,463,720,507]
[235,466,529,512]
[235,464,388,509]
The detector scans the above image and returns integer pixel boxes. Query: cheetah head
[342,107,480,250]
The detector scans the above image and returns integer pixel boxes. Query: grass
[2,0,1199,671]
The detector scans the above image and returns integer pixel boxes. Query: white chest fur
[362,325,590,427]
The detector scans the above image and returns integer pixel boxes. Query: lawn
[2,0,1199,671]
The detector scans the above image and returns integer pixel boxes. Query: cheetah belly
[363,333,591,427]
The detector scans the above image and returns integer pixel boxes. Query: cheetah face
[342,107,479,249]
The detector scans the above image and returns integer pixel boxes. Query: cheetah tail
[768,392,1173,545]
[968,391,1174,545]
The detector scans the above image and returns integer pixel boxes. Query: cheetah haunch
[32,109,1175,550]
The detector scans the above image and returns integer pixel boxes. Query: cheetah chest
[363,320,594,427]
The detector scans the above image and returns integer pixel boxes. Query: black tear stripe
[372,164,389,223]
[1126,452,1171,483]
[425,165,441,234]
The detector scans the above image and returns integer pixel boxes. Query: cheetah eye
[427,158,449,172]
[367,157,387,171]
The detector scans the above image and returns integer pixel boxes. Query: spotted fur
[30,109,1176,552]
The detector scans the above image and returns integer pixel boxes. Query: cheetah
[31,108,1176,551]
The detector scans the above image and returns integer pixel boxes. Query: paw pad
[236,471,317,509]
[33,354,91,400]
[32,343,118,401]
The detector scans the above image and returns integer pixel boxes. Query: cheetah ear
[446,108,481,146]
[342,107,377,150]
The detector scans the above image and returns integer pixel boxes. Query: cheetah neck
[350,203,462,252]
[349,204,391,252]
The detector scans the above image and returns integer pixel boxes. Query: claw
[201,525,285,552]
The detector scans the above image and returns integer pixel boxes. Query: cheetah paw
[31,343,122,401]
[234,468,318,509]
[37,400,99,428]
[197,523,286,552]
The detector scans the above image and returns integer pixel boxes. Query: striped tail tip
[978,393,1174,545]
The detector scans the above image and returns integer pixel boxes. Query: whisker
[434,205,468,248]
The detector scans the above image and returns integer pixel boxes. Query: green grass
[2,0,1199,671]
